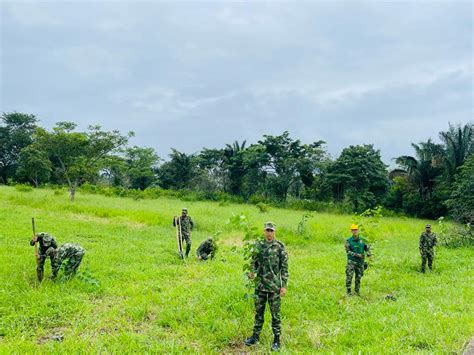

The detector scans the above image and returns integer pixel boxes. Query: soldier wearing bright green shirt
[345,224,371,295]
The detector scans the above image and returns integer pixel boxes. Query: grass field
[0,186,472,353]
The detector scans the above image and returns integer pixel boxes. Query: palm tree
[223,140,247,195]
[393,139,444,200]
[439,122,474,183]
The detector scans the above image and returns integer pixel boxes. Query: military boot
[271,335,281,351]
[185,244,191,257]
[346,287,352,295]
[244,334,259,346]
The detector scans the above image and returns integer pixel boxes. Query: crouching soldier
[47,243,86,280]
[196,238,217,260]
[30,232,58,282]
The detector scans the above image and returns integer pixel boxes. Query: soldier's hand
[357,253,363,258]
[31,237,38,243]
[280,287,287,297]
[248,272,255,280]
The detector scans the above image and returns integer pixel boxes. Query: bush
[14,184,33,192]
[437,217,473,248]
[255,202,270,213]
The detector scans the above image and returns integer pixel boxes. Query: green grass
[0,186,472,353]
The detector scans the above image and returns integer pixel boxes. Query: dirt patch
[463,337,474,355]
[37,327,66,344]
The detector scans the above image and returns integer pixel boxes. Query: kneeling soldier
[196,238,217,260]
[47,243,86,279]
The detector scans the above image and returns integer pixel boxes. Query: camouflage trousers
[253,291,281,336]
[53,251,85,278]
[346,261,364,293]
[420,250,434,272]
[182,233,191,256]
[36,249,55,282]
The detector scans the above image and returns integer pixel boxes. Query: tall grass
[0,186,472,353]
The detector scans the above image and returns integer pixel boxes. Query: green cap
[182,208,188,213]
[264,221,276,231]
[425,224,431,228]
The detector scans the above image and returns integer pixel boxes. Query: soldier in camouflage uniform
[245,222,288,352]
[30,232,58,282]
[173,208,194,257]
[196,238,217,260]
[47,243,86,279]
[419,224,437,273]
[345,224,371,295]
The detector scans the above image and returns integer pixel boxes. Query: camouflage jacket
[30,232,57,256]
[252,238,289,294]
[345,236,371,265]
[419,232,437,251]
[173,216,194,235]
[196,238,217,258]
[52,243,85,272]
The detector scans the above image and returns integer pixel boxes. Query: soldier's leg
[253,291,268,337]
[36,256,45,282]
[354,264,364,294]
[183,234,191,257]
[427,251,434,270]
[268,292,282,337]
[421,253,427,273]
[65,252,84,276]
[345,262,355,294]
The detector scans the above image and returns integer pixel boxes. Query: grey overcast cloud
[1,1,472,164]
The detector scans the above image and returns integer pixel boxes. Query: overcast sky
[1,1,472,164]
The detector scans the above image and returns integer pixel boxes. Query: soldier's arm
[30,234,40,246]
[433,234,438,247]
[189,217,194,230]
[345,240,359,257]
[364,243,372,257]
[419,234,424,250]
[280,247,289,288]
[51,238,58,249]
[173,217,177,227]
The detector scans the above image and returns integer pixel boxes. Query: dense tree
[252,131,326,201]
[0,112,38,183]
[15,146,52,187]
[446,154,474,223]
[35,122,131,200]
[327,145,389,212]
[158,149,196,190]
[124,146,160,190]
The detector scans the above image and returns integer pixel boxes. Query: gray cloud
[1,1,472,163]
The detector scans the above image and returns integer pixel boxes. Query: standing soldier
[345,224,371,295]
[30,232,58,282]
[48,243,86,280]
[173,208,194,258]
[196,237,217,260]
[244,222,288,352]
[419,224,437,273]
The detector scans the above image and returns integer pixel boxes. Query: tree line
[1,112,472,223]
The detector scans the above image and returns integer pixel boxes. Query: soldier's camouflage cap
[38,232,53,247]
[182,208,188,212]
[264,221,276,231]
[425,224,431,228]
